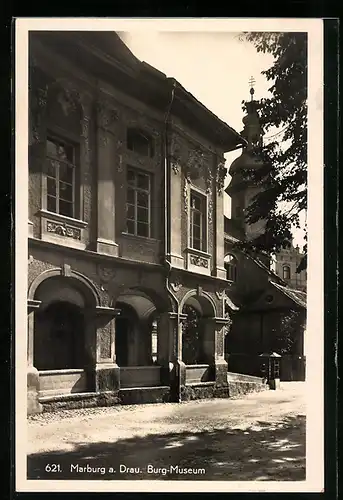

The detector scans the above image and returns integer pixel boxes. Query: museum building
[27,31,306,414]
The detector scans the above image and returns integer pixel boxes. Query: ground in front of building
[27,382,305,481]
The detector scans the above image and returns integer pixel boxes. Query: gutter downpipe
[163,80,182,402]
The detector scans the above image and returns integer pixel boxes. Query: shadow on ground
[27,414,305,481]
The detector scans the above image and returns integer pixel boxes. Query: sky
[119,31,306,248]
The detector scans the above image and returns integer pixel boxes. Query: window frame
[189,189,208,253]
[44,134,78,219]
[125,166,153,238]
[127,127,154,158]
[283,265,291,280]
[224,254,238,282]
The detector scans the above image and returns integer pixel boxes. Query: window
[283,265,291,280]
[45,136,77,218]
[190,191,207,251]
[126,167,152,237]
[127,128,154,157]
[224,254,237,282]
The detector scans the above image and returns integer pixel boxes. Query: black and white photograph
[15,18,324,493]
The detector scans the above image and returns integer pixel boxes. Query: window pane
[137,173,149,190]
[137,207,149,223]
[137,222,149,237]
[47,195,56,213]
[193,238,201,250]
[47,139,58,158]
[59,163,74,184]
[59,200,73,217]
[191,195,201,210]
[126,220,135,234]
[193,212,201,226]
[47,177,56,196]
[126,204,135,220]
[127,170,136,185]
[127,187,135,204]
[59,182,73,202]
[193,226,201,240]
[46,159,58,178]
[127,129,152,157]
[63,143,74,162]
[137,191,149,208]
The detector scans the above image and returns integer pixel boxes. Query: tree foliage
[239,32,308,261]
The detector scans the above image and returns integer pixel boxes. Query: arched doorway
[34,301,85,370]
[181,293,215,365]
[32,275,97,396]
[114,289,163,388]
[182,303,203,365]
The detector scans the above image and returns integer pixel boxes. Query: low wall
[226,354,306,381]
[120,366,162,388]
[185,364,212,384]
[39,369,87,397]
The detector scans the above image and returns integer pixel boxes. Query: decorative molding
[171,161,180,175]
[217,161,227,194]
[96,100,119,130]
[170,279,182,293]
[46,221,81,240]
[183,176,191,213]
[96,99,118,146]
[208,197,213,225]
[190,254,209,268]
[216,290,226,300]
[39,209,88,228]
[98,266,116,284]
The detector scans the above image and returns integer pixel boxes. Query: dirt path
[27,383,306,481]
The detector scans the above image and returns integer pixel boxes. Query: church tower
[225,79,266,243]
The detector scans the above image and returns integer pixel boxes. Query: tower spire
[248,76,256,101]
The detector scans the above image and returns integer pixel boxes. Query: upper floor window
[45,136,77,218]
[224,254,237,282]
[190,190,207,252]
[127,128,154,157]
[126,167,152,238]
[283,265,291,280]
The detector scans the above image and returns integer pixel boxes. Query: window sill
[185,247,211,259]
[38,209,88,229]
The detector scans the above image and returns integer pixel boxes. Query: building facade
[27,31,248,414]
[273,244,307,292]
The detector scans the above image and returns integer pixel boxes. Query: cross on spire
[248,76,256,100]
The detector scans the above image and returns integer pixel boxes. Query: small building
[273,243,307,292]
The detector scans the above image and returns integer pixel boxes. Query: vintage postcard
[15,18,324,493]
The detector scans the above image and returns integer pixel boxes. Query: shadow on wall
[28,415,305,481]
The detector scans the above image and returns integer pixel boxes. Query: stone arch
[28,268,100,307]
[179,289,217,318]
[113,286,166,367]
[224,253,238,282]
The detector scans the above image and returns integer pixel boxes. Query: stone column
[27,300,43,414]
[91,307,121,392]
[95,98,119,256]
[202,317,229,390]
[157,311,186,401]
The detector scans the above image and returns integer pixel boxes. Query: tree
[239,32,308,269]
